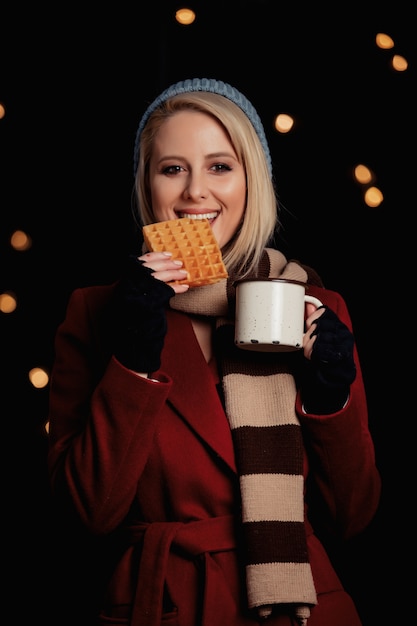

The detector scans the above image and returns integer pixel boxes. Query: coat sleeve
[47,286,172,535]
[296,286,381,540]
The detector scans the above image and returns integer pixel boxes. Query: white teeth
[179,212,217,220]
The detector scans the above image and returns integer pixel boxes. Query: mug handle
[304,295,323,310]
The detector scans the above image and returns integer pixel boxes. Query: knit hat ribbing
[133,78,272,178]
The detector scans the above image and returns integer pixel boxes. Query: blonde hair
[134,91,280,277]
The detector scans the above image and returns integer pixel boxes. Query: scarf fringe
[257,604,312,625]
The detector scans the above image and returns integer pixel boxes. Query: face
[148,110,247,249]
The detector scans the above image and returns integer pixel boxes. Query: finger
[140,255,184,274]
[139,251,173,259]
[152,268,188,284]
[305,305,325,330]
[303,332,317,360]
[171,283,190,294]
[138,251,174,264]
[305,302,320,319]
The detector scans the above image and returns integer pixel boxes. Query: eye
[211,163,232,172]
[161,165,183,175]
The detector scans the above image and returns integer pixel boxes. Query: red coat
[47,282,381,626]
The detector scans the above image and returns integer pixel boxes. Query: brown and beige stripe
[171,247,318,624]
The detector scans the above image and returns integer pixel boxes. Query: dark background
[1,2,414,624]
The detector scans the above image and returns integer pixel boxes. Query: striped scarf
[170,248,318,624]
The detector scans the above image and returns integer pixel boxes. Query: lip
[175,210,218,221]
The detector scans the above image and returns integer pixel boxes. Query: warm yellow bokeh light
[10,229,32,251]
[364,186,384,208]
[29,367,50,389]
[0,291,17,313]
[175,8,196,25]
[0,103,5,119]
[375,33,394,49]
[391,55,408,71]
[354,164,373,185]
[274,113,294,134]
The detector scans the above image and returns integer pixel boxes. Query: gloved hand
[114,254,175,374]
[301,306,356,414]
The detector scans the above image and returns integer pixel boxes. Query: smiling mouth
[177,211,218,220]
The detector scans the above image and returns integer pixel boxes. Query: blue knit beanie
[133,78,272,178]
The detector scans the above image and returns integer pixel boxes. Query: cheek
[149,180,175,220]
[214,188,247,247]
[227,182,246,222]
[222,174,246,208]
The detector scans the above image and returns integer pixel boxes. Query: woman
[47,78,381,626]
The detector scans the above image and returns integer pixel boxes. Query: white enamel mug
[234,278,323,352]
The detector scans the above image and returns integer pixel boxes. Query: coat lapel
[161,309,237,474]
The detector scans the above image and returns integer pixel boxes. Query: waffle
[142,218,228,288]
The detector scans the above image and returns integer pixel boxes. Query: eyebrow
[156,151,238,163]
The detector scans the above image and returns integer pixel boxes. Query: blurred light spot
[274,113,294,134]
[391,54,408,71]
[364,186,384,207]
[28,367,50,389]
[0,103,5,119]
[376,33,394,49]
[354,164,373,185]
[0,291,17,313]
[175,8,196,25]
[10,230,32,251]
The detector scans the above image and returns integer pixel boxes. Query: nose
[183,171,208,200]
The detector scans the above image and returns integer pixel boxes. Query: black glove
[301,306,356,414]
[114,254,175,374]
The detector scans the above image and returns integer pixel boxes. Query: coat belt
[125,515,237,626]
